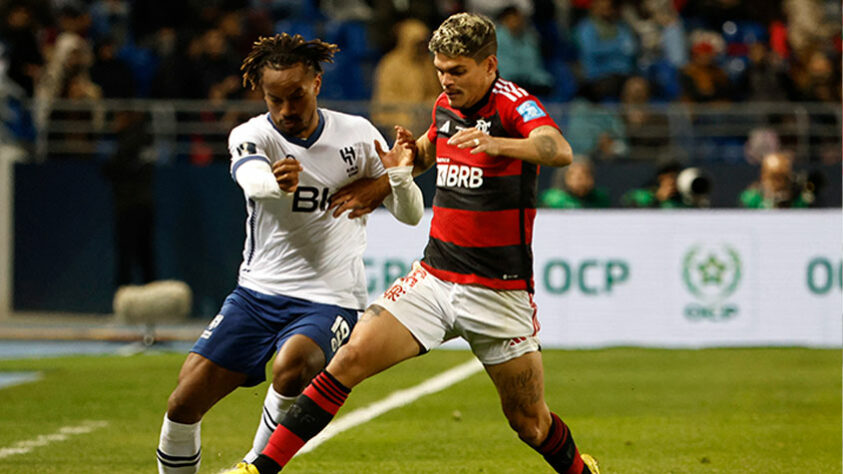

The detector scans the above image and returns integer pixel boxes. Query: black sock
[253,454,282,473]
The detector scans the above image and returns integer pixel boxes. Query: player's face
[433,52,497,110]
[261,63,321,138]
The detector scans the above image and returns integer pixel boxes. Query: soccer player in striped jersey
[156,34,423,474]
[228,13,599,474]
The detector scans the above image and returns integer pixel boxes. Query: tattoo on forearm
[534,135,558,162]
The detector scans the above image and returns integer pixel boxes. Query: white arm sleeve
[234,159,284,200]
[382,165,424,226]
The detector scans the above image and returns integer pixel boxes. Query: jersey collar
[456,74,498,118]
[266,109,325,149]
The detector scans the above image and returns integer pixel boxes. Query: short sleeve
[506,93,559,138]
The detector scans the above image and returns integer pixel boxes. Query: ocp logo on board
[681,244,742,322]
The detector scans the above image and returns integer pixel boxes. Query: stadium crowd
[0,0,840,208]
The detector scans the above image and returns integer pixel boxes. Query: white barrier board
[364,209,842,348]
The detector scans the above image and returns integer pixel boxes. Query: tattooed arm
[447,125,573,167]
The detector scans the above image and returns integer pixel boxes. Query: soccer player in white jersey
[155,33,424,474]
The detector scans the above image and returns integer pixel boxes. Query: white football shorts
[372,262,541,365]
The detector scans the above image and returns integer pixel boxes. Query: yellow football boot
[581,453,600,473]
[221,462,260,474]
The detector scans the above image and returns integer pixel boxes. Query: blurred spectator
[573,0,637,100]
[34,5,94,112]
[89,0,131,47]
[322,0,373,21]
[738,41,789,101]
[621,0,687,69]
[621,159,691,207]
[90,36,135,98]
[566,84,628,160]
[783,0,839,59]
[149,28,190,98]
[789,50,839,102]
[193,28,241,100]
[680,30,731,102]
[495,5,554,96]
[371,18,441,136]
[743,127,781,165]
[368,0,443,54]
[0,2,44,96]
[620,75,669,160]
[738,152,808,208]
[101,111,156,286]
[539,156,610,208]
[0,58,35,154]
[218,9,253,57]
[466,0,532,19]
[34,5,102,160]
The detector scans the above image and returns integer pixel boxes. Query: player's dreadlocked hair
[241,33,340,90]
[428,12,496,62]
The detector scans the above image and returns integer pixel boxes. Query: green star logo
[682,244,742,304]
[698,255,727,285]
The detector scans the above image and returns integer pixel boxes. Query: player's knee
[503,406,545,446]
[272,353,323,396]
[509,415,545,446]
[325,343,369,387]
[166,389,203,424]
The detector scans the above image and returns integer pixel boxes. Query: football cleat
[221,462,260,474]
[581,453,600,474]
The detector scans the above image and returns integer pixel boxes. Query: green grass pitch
[0,348,839,473]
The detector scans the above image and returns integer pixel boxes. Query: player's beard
[280,106,319,137]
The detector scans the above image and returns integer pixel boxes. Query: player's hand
[374,134,414,169]
[448,127,500,156]
[328,176,389,219]
[394,125,417,149]
[272,157,303,193]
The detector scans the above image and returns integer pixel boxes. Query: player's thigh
[191,288,284,387]
[370,263,453,354]
[168,352,248,422]
[327,304,424,388]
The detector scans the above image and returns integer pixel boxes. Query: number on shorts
[330,315,351,352]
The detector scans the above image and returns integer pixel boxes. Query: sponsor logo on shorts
[383,265,428,302]
[201,314,224,339]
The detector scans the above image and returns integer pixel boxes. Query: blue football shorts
[191,286,358,387]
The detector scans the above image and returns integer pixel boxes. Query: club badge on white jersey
[228,108,389,310]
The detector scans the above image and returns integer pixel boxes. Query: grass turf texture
[0,348,838,473]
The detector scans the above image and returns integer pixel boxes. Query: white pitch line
[0,420,109,459]
[297,357,483,455]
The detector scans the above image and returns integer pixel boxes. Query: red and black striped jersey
[420,77,560,292]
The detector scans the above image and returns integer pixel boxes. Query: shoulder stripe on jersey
[492,79,528,102]
[231,155,271,181]
[422,238,532,285]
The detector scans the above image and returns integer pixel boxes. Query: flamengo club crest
[474,118,491,134]
[681,243,742,321]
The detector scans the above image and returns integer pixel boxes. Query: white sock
[243,385,297,463]
[157,414,201,474]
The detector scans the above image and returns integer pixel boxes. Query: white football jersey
[228,108,388,310]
